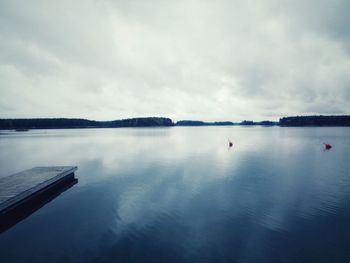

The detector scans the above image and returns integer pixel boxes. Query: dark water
[0,127,349,263]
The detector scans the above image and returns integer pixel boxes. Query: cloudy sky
[0,0,349,121]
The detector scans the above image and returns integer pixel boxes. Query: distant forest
[176,120,278,126]
[0,117,174,129]
[176,120,235,126]
[279,115,350,126]
[0,115,349,130]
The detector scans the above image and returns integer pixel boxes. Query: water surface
[0,127,349,262]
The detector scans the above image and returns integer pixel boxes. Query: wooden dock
[0,166,77,215]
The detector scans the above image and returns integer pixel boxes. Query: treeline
[279,115,350,126]
[1,115,349,129]
[0,117,174,129]
[176,116,350,127]
[176,120,278,126]
[239,120,278,126]
[176,120,235,126]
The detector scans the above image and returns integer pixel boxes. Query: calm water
[0,127,350,263]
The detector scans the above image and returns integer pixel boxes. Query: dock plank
[0,166,77,214]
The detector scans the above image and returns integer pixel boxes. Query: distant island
[177,116,350,127]
[0,115,349,130]
[176,120,278,126]
[239,120,278,126]
[0,117,174,129]
[279,115,350,126]
[176,120,235,126]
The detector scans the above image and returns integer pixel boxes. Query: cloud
[0,0,349,121]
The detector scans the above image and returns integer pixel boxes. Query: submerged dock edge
[0,166,78,215]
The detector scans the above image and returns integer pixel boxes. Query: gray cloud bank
[0,0,349,121]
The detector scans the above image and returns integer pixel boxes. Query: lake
[0,127,349,262]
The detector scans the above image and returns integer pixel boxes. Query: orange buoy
[324,143,332,150]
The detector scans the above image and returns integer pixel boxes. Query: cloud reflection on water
[0,127,349,262]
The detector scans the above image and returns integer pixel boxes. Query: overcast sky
[0,0,349,121]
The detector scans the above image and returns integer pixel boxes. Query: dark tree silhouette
[0,117,174,129]
[279,115,350,126]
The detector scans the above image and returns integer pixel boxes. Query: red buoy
[229,140,233,147]
[324,143,332,150]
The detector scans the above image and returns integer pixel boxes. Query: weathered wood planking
[0,166,77,214]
